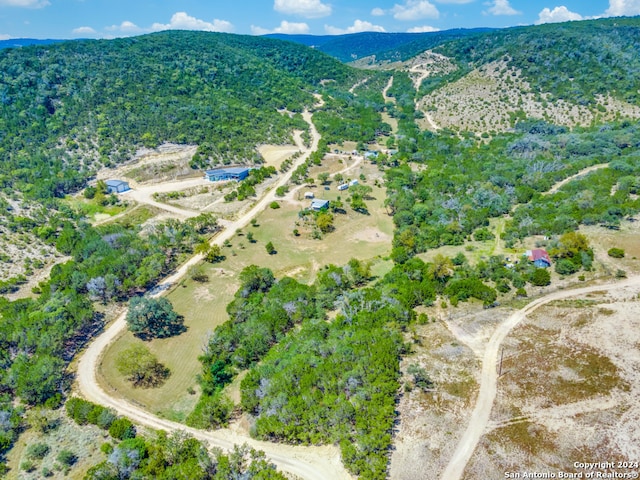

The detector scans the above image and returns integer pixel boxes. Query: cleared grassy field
[98,161,394,419]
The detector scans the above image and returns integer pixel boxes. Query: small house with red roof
[526,249,552,268]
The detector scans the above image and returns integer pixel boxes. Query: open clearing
[258,143,300,170]
[464,283,640,478]
[97,158,393,419]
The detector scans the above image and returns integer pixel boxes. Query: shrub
[616,269,627,279]
[608,248,625,258]
[269,201,280,209]
[26,442,50,460]
[530,268,551,286]
[516,287,527,297]
[100,443,114,455]
[108,418,136,440]
[57,449,77,467]
[555,259,579,275]
[265,241,276,255]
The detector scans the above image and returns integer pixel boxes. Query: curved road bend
[441,275,640,480]
[76,111,353,480]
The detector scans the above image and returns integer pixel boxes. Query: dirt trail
[409,64,430,91]
[544,163,608,195]
[440,275,640,480]
[124,177,209,219]
[76,111,353,480]
[383,76,395,103]
[349,78,368,94]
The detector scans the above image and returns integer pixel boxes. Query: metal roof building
[204,167,250,182]
[105,179,130,194]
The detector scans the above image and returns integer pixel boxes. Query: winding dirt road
[544,163,609,195]
[440,274,640,480]
[76,111,353,480]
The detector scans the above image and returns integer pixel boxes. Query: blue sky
[0,0,637,40]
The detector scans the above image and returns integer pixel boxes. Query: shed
[526,249,552,268]
[349,179,359,187]
[304,191,315,199]
[337,183,349,191]
[105,179,130,194]
[204,167,250,182]
[310,199,329,211]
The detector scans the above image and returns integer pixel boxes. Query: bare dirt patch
[258,144,301,170]
[349,227,391,243]
[390,306,510,480]
[97,143,198,185]
[465,292,640,478]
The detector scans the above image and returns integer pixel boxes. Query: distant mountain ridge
[266,28,493,63]
[0,38,67,49]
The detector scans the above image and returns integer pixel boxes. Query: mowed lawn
[98,163,394,420]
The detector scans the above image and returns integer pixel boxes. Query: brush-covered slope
[0,30,357,199]
[415,17,640,132]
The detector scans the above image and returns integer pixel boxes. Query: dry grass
[5,410,107,480]
[465,295,640,479]
[98,160,394,418]
[502,324,624,405]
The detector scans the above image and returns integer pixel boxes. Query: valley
[1,17,640,480]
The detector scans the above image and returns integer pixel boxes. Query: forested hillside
[0,31,357,199]
[434,17,640,105]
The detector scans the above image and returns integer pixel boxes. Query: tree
[330,197,344,213]
[246,232,256,243]
[334,173,344,184]
[126,297,185,339]
[13,354,66,405]
[205,244,224,263]
[265,241,276,255]
[316,212,334,233]
[430,254,454,282]
[116,344,170,388]
[318,172,330,185]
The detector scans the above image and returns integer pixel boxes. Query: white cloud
[433,0,474,3]
[72,26,97,35]
[151,12,234,33]
[371,7,385,16]
[251,21,310,35]
[106,20,143,34]
[536,6,583,24]
[392,0,440,20]
[407,25,441,32]
[325,19,386,35]
[605,0,640,16]
[0,33,11,40]
[485,0,521,15]
[0,0,49,8]
[274,0,332,18]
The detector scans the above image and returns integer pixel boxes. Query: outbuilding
[304,191,315,199]
[310,199,329,211]
[204,167,250,182]
[526,249,552,268]
[105,179,130,194]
